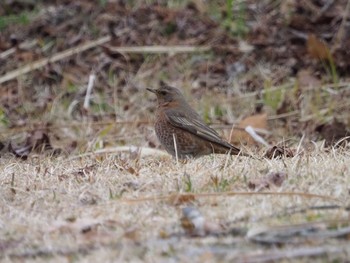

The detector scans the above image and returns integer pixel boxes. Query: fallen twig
[332,0,350,51]
[104,45,210,54]
[83,73,96,110]
[0,40,210,84]
[235,244,349,262]
[0,40,38,60]
[0,36,111,84]
[120,191,340,203]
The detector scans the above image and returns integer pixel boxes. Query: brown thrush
[147,84,247,159]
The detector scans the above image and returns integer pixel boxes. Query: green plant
[0,108,9,127]
[214,105,224,118]
[211,175,230,192]
[223,0,248,37]
[163,22,177,36]
[322,54,339,85]
[263,81,283,111]
[0,12,31,30]
[183,172,193,192]
[99,0,108,7]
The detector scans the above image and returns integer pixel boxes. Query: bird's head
[147,84,185,105]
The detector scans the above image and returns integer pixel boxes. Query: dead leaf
[114,159,139,176]
[122,181,141,191]
[28,130,52,151]
[267,171,287,187]
[181,206,224,237]
[248,171,287,191]
[230,113,269,146]
[8,128,63,159]
[8,142,31,160]
[49,218,123,245]
[168,193,196,206]
[16,50,36,62]
[264,145,296,159]
[123,227,140,241]
[79,190,100,205]
[297,69,321,90]
[72,165,97,180]
[190,0,208,14]
[315,119,350,147]
[159,229,170,239]
[307,34,331,60]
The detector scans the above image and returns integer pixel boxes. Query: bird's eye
[159,91,167,96]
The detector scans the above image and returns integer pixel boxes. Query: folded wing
[165,109,241,154]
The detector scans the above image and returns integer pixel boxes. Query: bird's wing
[164,109,237,150]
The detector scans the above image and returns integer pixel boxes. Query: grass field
[1,148,349,262]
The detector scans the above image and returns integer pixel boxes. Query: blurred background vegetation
[0,0,349,156]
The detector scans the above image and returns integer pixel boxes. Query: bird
[147,84,248,159]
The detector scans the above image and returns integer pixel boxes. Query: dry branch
[0,36,111,84]
[121,191,340,203]
[0,38,210,85]
[104,45,210,54]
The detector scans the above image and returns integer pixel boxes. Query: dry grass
[1,148,349,262]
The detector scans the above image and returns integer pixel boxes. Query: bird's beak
[146,88,157,94]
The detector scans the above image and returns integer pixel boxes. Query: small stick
[104,45,210,54]
[0,40,210,84]
[173,133,179,165]
[0,36,111,84]
[83,73,96,110]
[245,126,270,147]
[120,191,339,203]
